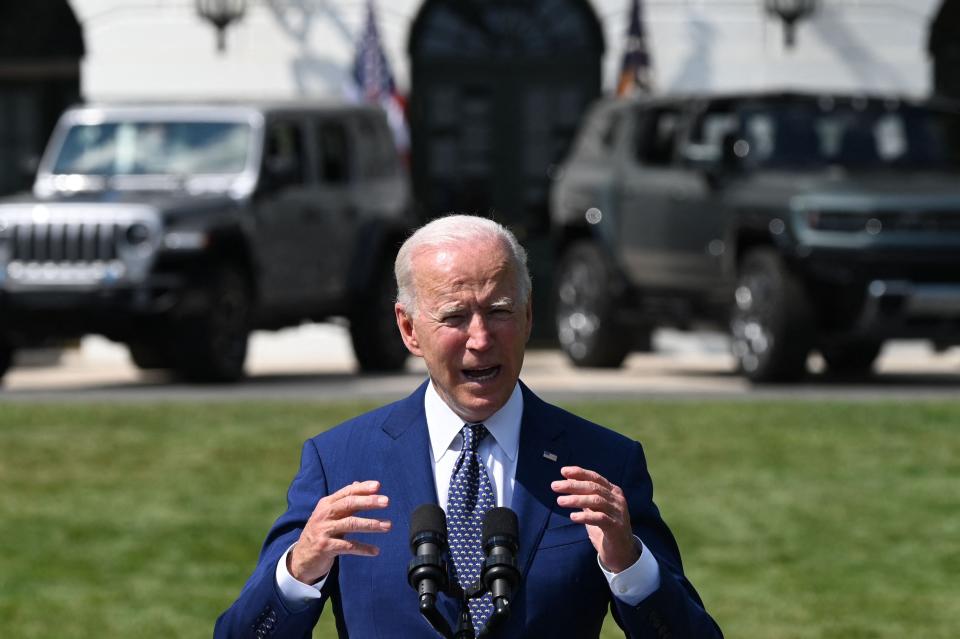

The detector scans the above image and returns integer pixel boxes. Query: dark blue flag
[617,0,654,96]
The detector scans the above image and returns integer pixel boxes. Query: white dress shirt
[276,380,660,607]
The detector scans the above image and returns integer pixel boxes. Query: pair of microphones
[408,504,520,638]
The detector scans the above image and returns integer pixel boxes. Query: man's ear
[395,303,423,357]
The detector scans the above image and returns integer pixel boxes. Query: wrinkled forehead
[411,239,517,296]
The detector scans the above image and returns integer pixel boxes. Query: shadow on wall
[265,0,354,95]
[810,4,908,91]
[668,15,716,92]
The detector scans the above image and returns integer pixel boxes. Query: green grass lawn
[1,399,958,638]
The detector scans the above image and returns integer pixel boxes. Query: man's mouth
[462,366,501,382]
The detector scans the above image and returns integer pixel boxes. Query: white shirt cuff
[598,536,661,606]
[275,543,327,607]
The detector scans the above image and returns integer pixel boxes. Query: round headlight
[125,223,151,247]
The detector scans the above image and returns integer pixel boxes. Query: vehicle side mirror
[18,154,40,181]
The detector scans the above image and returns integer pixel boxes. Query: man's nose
[465,313,492,351]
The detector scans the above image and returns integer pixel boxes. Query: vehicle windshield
[740,102,960,171]
[51,121,252,176]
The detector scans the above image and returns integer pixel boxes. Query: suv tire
[128,341,173,370]
[820,339,883,377]
[0,342,13,383]
[350,260,408,373]
[174,264,251,382]
[731,248,812,382]
[555,241,632,368]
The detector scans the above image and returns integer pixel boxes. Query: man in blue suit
[215,215,722,638]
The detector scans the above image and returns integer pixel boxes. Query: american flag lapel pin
[542,451,558,462]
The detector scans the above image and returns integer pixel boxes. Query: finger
[560,466,613,489]
[569,509,618,529]
[550,478,614,498]
[327,480,382,501]
[327,493,390,519]
[324,538,382,558]
[311,481,384,520]
[556,493,620,517]
[325,515,393,536]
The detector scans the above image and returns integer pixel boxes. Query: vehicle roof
[60,99,384,121]
[596,89,954,112]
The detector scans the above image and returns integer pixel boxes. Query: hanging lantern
[196,0,247,53]
[765,0,817,48]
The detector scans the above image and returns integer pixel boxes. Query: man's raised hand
[551,466,639,573]
[288,480,392,584]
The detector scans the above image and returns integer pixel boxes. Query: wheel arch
[198,226,259,300]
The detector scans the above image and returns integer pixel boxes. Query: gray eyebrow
[436,303,466,316]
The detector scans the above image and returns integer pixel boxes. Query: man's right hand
[288,480,392,584]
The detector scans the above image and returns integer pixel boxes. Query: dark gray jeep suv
[551,92,960,381]
[0,102,414,382]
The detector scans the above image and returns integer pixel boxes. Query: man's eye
[441,315,464,325]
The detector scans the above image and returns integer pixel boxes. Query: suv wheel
[555,241,632,368]
[174,265,251,383]
[350,260,408,372]
[820,339,883,377]
[730,248,812,382]
[128,341,172,370]
[0,342,13,383]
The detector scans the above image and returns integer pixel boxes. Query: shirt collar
[424,380,523,463]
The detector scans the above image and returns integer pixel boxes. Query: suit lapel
[512,383,569,579]
[371,381,462,633]
[379,380,438,515]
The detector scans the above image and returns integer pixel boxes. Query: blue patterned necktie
[446,423,496,632]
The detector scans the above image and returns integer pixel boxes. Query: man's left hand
[551,465,639,573]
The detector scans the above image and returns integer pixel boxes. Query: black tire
[730,248,813,382]
[0,342,14,384]
[127,341,173,370]
[820,339,883,377]
[349,260,408,373]
[173,265,251,383]
[555,241,633,368]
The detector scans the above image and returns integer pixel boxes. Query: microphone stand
[419,592,454,639]
[452,598,475,639]
[417,557,516,637]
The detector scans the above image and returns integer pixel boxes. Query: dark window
[354,115,395,179]
[317,121,350,185]
[263,120,305,187]
[737,101,960,171]
[635,107,681,166]
[682,108,738,165]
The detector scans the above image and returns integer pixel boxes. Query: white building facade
[73,0,944,102]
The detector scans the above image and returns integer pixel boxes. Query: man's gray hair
[395,214,532,316]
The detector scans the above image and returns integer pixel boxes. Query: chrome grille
[10,222,121,262]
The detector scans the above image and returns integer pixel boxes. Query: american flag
[352,0,409,153]
[616,0,654,97]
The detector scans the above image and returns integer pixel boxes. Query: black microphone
[479,507,521,635]
[408,504,453,638]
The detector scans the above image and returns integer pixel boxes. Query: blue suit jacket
[215,381,722,638]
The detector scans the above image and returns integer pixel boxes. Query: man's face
[395,238,532,423]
